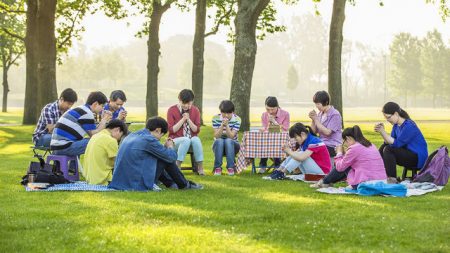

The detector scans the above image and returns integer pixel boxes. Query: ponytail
[398,109,410,120]
[342,125,372,147]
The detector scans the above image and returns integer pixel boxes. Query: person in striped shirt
[212,100,241,176]
[50,91,112,156]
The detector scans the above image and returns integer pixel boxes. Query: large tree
[131,0,175,118]
[191,0,235,124]
[328,0,346,123]
[229,0,269,131]
[147,1,175,118]
[19,0,127,124]
[0,0,25,113]
[192,0,208,124]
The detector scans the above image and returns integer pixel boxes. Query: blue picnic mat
[26,181,116,192]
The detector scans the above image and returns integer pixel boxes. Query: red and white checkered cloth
[236,132,295,172]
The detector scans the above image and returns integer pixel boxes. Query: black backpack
[21,155,70,185]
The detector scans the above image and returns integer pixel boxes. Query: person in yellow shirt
[83,119,128,185]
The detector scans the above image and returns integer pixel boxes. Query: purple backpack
[414,146,450,186]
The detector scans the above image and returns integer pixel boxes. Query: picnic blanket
[317,181,444,197]
[25,181,162,192]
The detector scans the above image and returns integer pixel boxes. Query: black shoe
[269,170,286,180]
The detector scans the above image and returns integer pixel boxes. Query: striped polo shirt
[50,104,96,150]
[212,113,241,140]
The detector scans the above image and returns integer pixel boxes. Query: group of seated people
[32,88,428,191]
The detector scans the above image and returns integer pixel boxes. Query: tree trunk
[146,1,171,119]
[328,0,346,124]
[192,0,207,125]
[23,0,57,124]
[230,0,270,131]
[36,0,58,112]
[2,65,9,113]
[23,0,39,124]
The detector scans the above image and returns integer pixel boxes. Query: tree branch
[1,28,25,41]
[162,0,176,12]
[9,48,24,66]
[57,0,86,49]
[205,1,236,38]
[0,4,26,14]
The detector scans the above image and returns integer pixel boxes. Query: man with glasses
[109,117,203,191]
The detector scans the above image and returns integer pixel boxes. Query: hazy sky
[77,0,450,53]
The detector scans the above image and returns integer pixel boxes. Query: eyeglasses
[384,114,393,120]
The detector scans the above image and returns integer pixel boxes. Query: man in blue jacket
[109,117,203,191]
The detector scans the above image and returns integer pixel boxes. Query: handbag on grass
[21,155,69,185]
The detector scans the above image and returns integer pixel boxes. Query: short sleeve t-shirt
[316,106,342,148]
[51,104,96,150]
[82,129,118,185]
[212,114,241,140]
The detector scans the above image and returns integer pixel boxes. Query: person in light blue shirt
[375,102,428,180]
[109,117,203,191]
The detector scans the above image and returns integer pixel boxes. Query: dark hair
[86,91,108,106]
[60,88,77,103]
[265,96,279,107]
[289,122,314,138]
[178,89,195,103]
[342,125,371,147]
[106,119,128,135]
[382,102,410,120]
[110,90,127,102]
[313,90,330,106]
[219,100,235,113]
[146,116,168,134]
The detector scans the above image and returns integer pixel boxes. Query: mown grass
[0,111,449,253]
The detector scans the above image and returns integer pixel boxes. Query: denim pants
[173,136,204,162]
[156,160,189,189]
[35,134,52,147]
[212,138,240,168]
[52,139,90,156]
[280,151,324,174]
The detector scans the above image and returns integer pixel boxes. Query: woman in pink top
[311,125,387,188]
[259,96,290,172]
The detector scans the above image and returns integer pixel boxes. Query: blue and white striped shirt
[50,104,96,150]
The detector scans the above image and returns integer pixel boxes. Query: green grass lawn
[0,112,449,252]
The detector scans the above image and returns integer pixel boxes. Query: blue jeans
[173,136,204,162]
[280,151,324,174]
[212,138,240,169]
[35,134,52,147]
[52,139,90,156]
